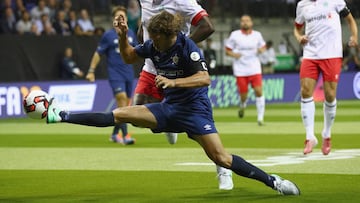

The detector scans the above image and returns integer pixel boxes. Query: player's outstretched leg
[194,133,300,195]
[229,155,300,195]
[47,99,115,127]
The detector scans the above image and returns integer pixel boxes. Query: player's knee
[210,153,232,168]
[301,87,312,98]
[113,108,131,123]
[325,94,336,102]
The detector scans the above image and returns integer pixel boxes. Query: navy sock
[230,155,274,188]
[62,112,115,127]
[119,123,128,138]
[112,124,120,136]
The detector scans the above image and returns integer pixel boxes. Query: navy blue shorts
[145,98,218,138]
[109,79,133,98]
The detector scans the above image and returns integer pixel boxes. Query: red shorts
[135,70,164,100]
[300,58,342,82]
[236,74,262,94]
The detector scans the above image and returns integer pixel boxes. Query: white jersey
[140,0,208,75]
[295,0,346,59]
[225,30,266,77]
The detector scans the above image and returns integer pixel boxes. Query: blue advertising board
[0,72,359,119]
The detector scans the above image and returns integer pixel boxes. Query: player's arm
[156,71,211,89]
[189,15,215,43]
[293,24,308,45]
[258,45,267,54]
[156,56,210,89]
[114,15,141,64]
[86,52,101,82]
[342,11,358,47]
[225,47,241,59]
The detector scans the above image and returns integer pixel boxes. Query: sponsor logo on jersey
[306,14,327,23]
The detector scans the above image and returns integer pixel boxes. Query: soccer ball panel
[23,90,51,119]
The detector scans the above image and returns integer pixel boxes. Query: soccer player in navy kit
[86,6,138,145]
[47,11,300,195]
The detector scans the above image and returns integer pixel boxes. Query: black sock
[62,112,115,127]
[112,124,120,136]
[119,123,128,138]
[230,154,274,188]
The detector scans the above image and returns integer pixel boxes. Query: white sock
[322,99,337,139]
[256,96,265,121]
[240,100,247,109]
[301,97,316,140]
[216,165,231,175]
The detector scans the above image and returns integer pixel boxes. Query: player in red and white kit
[134,0,233,190]
[225,15,266,126]
[294,0,358,155]
[136,0,213,144]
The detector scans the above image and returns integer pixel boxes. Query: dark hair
[112,6,127,17]
[148,11,183,36]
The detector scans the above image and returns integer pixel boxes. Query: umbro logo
[204,124,212,131]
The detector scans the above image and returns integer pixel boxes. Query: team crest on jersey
[190,52,200,61]
[172,54,179,65]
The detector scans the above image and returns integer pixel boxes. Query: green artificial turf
[0,100,359,202]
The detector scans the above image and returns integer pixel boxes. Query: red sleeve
[294,22,304,29]
[225,47,232,51]
[191,10,209,26]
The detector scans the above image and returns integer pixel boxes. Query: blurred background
[0,0,359,119]
[1,0,359,82]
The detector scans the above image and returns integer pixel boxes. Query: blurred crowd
[1,0,359,73]
[0,0,141,36]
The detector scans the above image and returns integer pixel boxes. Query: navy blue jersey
[97,28,138,81]
[135,33,209,103]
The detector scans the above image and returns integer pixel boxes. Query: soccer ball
[23,90,51,119]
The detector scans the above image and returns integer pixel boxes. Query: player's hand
[297,35,308,45]
[86,72,95,82]
[233,53,241,59]
[155,75,175,89]
[113,15,128,38]
[348,36,358,47]
[77,70,84,78]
